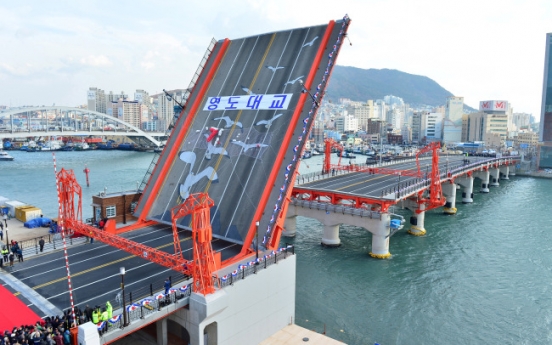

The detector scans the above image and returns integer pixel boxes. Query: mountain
[326,65,454,107]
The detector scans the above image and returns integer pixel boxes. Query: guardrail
[218,245,295,289]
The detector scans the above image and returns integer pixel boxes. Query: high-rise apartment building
[87,87,107,114]
[445,96,464,122]
[109,99,143,128]
[538,33,552,168]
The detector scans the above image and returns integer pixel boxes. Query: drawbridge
[57,16,352,289]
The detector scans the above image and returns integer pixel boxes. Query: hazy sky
[1,0,550,117]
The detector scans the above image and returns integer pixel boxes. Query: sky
[0,0,550,118]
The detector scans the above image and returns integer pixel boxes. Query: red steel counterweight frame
[55,168,193,276]
[323,138,343,174]
[171,193,217,295]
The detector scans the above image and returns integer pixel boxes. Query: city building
[538,33,552,168]
[445,96,464,122]
[515,131,539,148]
[421,112,443,142]
[349,100,375,131]
[87,87,107,114]
[109,99,143,128]
[442,119,462,144]
[155,89,188,130]
[461,111,508,148]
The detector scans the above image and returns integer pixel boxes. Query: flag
[96,321,106,330]
[108,315,121,324]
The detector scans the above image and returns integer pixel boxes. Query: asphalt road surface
[7,225,240,318]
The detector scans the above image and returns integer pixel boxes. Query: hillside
[326,65,455,106]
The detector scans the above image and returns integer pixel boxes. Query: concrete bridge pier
[509,165,516,176]
[499,165,510,180]
[282,216,297,237]
[321,221,341,247]
[474,170,490,193]
[441,182,457,214]
[404,199,426,236]
[157,318,168,345]
[456,175,474,203]
[489,168,500,186]
[369,212,391,259]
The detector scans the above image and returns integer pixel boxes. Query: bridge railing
[218,245,295,288]
[100,244,295,335]
[295,156,434,186]
[99,282,193,335]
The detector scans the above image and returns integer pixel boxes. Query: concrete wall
[169,255,296,345]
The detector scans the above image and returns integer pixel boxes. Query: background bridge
[0,106,166,147]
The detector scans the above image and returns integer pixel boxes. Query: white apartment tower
[445,96,464,122]
[87,87,107,114]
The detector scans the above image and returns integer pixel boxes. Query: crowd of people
[0,240,24,268]
[1,301,117,345]
[2,310,77,345]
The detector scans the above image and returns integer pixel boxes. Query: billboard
[479,100,508,112]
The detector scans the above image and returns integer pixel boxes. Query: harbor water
[2,151,551,344]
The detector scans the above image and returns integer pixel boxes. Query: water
[2,151,551,344]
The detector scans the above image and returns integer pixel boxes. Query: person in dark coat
[39,238,45,252]
[164,277,171,294]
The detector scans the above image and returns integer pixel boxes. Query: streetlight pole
[255,221,260,265]
[120,267,128,327]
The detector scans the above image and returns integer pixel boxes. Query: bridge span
[5,15,352,345]
[285,154,520,258]
[0,106,166,147]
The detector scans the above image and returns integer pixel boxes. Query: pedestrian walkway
[0,217,87,265]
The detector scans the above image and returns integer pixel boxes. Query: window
[106,205,116,218]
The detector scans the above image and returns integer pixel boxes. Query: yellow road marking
[15,237,191,293]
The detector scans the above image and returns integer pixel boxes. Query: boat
[41,140,63,151]
[302,151,312,159]
[116,143,136,151]
[311,149,321,156]
[0,151,14,161]
[75,142,90,151]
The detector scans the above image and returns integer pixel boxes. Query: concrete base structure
[474,170,490,193]
[322,223,341,247]
[499,165,510,180]
[404,199,426,236]
[442,182,457,215]
[456,175,474,203]
[281,216,297,237]
[489,168,500,186]
[287,203,392,258]
[170,255,296,345]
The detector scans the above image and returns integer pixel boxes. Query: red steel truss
[171,193,217,295]
[55,168,193,275]
[323,138,344,173]
[293,142,446,213]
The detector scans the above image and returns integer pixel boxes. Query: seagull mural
[241,86,256,95]
[230,140,268,152]
[179,151,218,201]
[256,113,283,128]
[213,116,243,129]
[265,65,284,72]
[283,76,304,87]
[204,134,229,160]
[302,36,319,47]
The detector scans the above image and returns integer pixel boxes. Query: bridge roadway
[5,224,241,319]
[294,155,469,199]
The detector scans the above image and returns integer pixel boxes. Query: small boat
[302,151,312,159]
[0,151,14,161]
[311,149,321,155]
